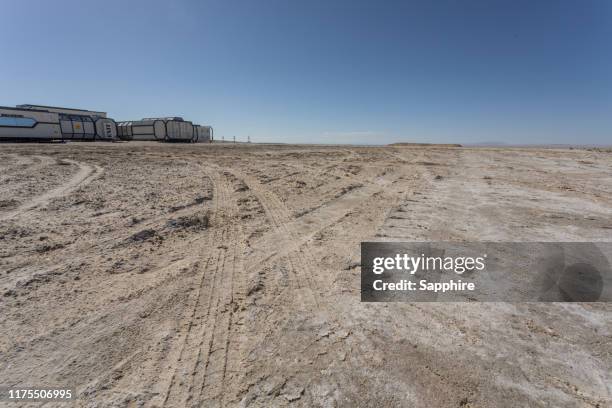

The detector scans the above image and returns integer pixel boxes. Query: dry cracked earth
[0,142,611,407]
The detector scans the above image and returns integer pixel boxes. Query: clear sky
[1,0,611,145]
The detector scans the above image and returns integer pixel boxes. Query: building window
[0,116,37,127]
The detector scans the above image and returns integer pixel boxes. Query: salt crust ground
[0,142,610,407]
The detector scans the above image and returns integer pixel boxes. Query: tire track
[196,173,246,407]
[0,159,103,222]
[160,170,228,407]
[236,171,321,308]
[235,166,383,307]
[161,168,246,408]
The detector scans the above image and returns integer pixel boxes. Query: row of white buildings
[0,104,213,143]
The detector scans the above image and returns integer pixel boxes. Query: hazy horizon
[1,0,611,145]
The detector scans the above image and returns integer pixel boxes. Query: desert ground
[0,142,611,407]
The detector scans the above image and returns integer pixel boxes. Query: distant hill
[388,143,462,147]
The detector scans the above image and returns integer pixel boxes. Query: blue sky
[1,0,611,145]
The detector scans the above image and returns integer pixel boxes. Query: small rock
[130,229,157,242]
[343,260,360,270]
[282,385,304,402]
[337,329,351,339]
[235,182,249,192]
[3,289,17,297]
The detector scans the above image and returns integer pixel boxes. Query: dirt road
[0,142,610,407]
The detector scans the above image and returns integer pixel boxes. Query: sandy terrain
[0,142,611,407]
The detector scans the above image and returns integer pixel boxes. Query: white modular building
[0,104,117,141]
[17,104,108,118]
[0,106,62,141]
[117,117,195,142]
[1,105,212,144]
[193,125,213,143]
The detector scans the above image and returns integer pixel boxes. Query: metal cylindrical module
[95,118,118,140]
[192,125,212,143]
[116,121,134,141]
